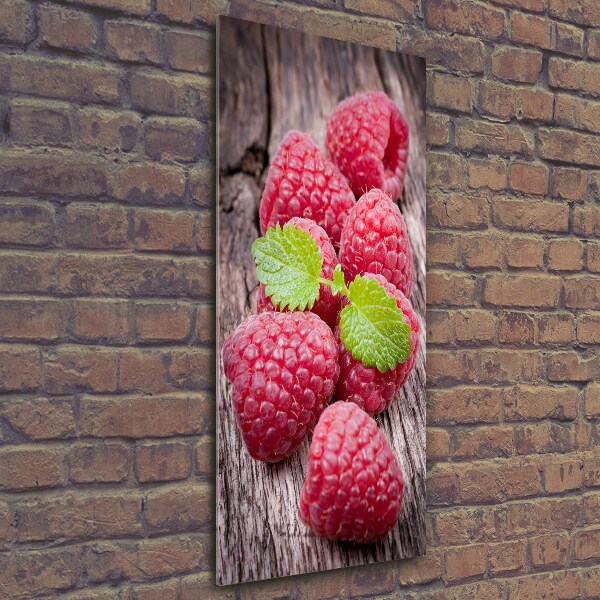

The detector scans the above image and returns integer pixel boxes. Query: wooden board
[216,16,426,586]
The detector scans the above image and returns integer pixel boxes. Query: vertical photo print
[217,16,426,585]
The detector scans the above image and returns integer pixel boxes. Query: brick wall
[0,0,598,598]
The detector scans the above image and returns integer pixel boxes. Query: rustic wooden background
[217,16,426,586]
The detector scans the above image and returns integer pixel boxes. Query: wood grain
[217,16,426,586]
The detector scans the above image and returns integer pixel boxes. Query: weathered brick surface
[0,0,598,597]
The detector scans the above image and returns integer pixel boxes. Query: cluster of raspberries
[222,91,419,543]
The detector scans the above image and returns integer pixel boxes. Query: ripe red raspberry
[335,273,420,416]
[222,311,339,463]
[339,188,414,298]
[299,401,404,542]
[256,217,340,327]
[259,130,355,247]
[325,91,409,200]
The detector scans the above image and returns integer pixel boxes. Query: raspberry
[325,91,409,200]
[222,311,339,463]
[339,188,414,298]
[335,273,420,416]
[256,217,340,327]
[299,401,404,542]
[259,130,355,247]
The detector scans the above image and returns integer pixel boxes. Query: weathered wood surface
[217,16,426,586]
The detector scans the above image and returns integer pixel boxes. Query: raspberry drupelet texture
[335,273,420,416]
[259,130,355,248]
[339,188,414,298]
[325,91,409,200]
[257,217,340,327]
[299,401,404,542]
[222,311,339,463]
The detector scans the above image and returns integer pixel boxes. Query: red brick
[428,190,488,229]
[511,12,552,49]
[0,201,54,246]
[70,0,151,14]
[196,302,215,344]
[428,309,495,344]
[0,549,79,598]
[64,203,128,249]
[180,573,236,600]
[552,166,588,200]
[549,0,600,27]
[71,299,129,343]
[452,425,512,460]
[429,73,472,114]
[509,570,582,600]
[104,20,162,64]
[1,397,76,440]
[506,237,544,269]
[144,483,212,532]
[544,459,584,493]
[427,271,477,306]
[584,492,600,524]
[478,80,515,121]
[488,539,526,574]
[509,162,548,195]
[537,313,575,344]
[579,314,600,344]
[134,301,192,342]
[164,30,212,73]
[584,565,600,598]
[144,117,207,162]
[428,386,503,425]
[575,529,600,561]
[446,543,487,581]
[492,47,543,84]
[548,239,584,271]
[195,435,214,477]
[130,70,211,119]
[135,441,191,482]
[68,443,130,483]
[301,10,397,50]
[44,346,118,394]
[110,163,186,204]
[504,384,578,421]
[549,57,600,96]
[9,99,73,146]
[555,22,584,57]
[189,161,214,208]
[455,119,534,157]
[427,350,478,387]
[498,311,535,345]
[483,274,560,308]
[427,232,461,267]
[589,30,600,60]
[555,95,600,136]
[564,277,600,309]
[0,54,121,104]
[462,234,504,269]
[574,206,600,237]
[132,209,195,252]
[78,108,140,152]
[0,0,34,44]
[515,422,574,455]
[548,351,599,381]
[426,152,467,189]
[84,536,206,584]
[588,243,600,272]
[0,447,65,491]
[426,113,450,146]
[490,0,545,11]
[39,4,98,52]
[397,549,443,585]
[0,299,65,341]
[0,344,41,392]
[516,86,554,121]
[14,492,142,542]
[401,29,485,73]
[467,157,506,190]
[425,0,504,39]
[127,580,180,600]
[427,466,459,506]
[157,0,228,24]
[478,349,543,383]
[80,393,209,438]
[493,197,569,233]
[347,560,396,597]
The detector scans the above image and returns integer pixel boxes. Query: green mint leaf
[331,264,346,296]
[251,222,322,311]
[339,275,411,373]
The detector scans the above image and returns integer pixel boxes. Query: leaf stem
[318,276,349,297]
